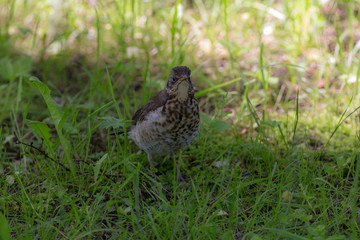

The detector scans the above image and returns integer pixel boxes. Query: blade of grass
[245,92,261,128]
[28,76,75,175]
[278,125,288,150]
[323,98,360,148]
[195,77,243,98]
[0,212,11,240]
[142,51,150,105]
[350,154,360,238]
[356,53,360,95]
[171,0,181,58]
[292,89,299,142]
[15,76,22,112]
[106,67,122,120]
[265,228,309,240]
[5,0,16,36]
[84,101,114,123]
[223,0,233,69]
[170,38,187,68]
[95,7,100,75]
[260,42,268,95]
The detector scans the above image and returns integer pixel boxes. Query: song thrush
[127,66,199,180]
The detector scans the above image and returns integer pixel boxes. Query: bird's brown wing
[131,89,169,124]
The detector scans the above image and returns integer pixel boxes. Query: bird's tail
[109,127,130,135]
[110,130,123,135]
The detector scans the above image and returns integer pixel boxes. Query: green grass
[1,0,360,239]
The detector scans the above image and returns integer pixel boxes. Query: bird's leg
[147,153,160,194]
[147,153,155,168]
[171,153,186,182]
[147,153,157,180]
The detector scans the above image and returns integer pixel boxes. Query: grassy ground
[1,0,360,239]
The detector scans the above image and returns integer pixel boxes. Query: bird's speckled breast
[129,96,199,157]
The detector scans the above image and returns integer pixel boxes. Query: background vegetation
[0,0,360,239]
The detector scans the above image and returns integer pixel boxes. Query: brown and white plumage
[128,66,199,177]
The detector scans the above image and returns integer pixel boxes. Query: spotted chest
[129,96,200,157]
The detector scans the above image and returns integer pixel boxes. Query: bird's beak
[176,77,190,89]
[177,77,190,101]
[178,77,190,85]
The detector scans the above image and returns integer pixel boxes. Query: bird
[125,66,200,181]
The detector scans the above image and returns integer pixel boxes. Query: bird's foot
[178,172,187,182]
[150,172,160,194]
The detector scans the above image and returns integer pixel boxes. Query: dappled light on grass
[0,0,360,239]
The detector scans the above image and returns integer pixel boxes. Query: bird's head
[166,66,194,102]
